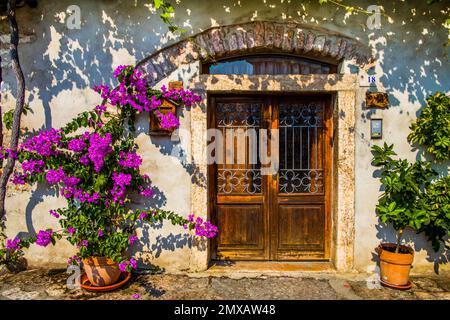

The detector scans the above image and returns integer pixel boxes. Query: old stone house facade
[1,0,449,273]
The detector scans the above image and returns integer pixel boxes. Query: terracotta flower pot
[82,256,121,287]
[377,243,414,286]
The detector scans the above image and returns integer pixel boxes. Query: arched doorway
[136,21,374,271]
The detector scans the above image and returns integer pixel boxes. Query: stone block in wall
[242,22,256,50]
[273,23,285,49]
[194,33,214,60]
[234,27,247,52]
[337,39,348,59]
[329,38,341,58]
[303,32,315,53]
[139,61,158,83]
[264,22,274,49]
[281,25,295,52]
[209,28,225,57]
[293,28,305,53]
[312,35,326,54]
[253,21,265,48]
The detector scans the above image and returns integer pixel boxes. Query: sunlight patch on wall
[251,10,258,21]
[49,86,100,128]
[210,18,220,28]
[102,10,117,29]
[44,26,62,68]
[109,47,136,70]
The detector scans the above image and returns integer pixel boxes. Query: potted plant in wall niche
[7,65,216,288]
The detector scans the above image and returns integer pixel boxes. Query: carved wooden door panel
[209,95,332,261]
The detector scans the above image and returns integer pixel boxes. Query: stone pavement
[0,268,449,300]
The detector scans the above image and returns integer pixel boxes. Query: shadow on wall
[6,0,207,262]
[4,0,449,267]
[373,223,449,274]
[11,0,448,130]
[134,113,207,189]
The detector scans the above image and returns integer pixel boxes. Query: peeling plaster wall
[1,0,449,273]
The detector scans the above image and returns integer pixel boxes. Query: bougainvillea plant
[2,65,216,272]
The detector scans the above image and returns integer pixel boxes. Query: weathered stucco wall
[1,0,449,273]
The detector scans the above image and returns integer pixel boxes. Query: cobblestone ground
[0,268,449,300]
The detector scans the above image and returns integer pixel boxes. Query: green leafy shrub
[420,176,450,251]
[408,92,450,161]
[371,143,438,253]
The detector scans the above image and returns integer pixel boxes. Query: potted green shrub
[5,65,217,287]
[371,92,449,289]
[371,143,437,288]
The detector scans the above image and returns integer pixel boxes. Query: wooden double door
[209,94,333,261]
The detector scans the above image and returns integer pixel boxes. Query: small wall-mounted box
[370,119,383,139]
[366,92,389,109]
[149,81,183,136]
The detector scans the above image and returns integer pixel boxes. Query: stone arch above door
[136,21,374,85]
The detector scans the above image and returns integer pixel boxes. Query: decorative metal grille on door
[279,102,324,194]
[216,102,262,195]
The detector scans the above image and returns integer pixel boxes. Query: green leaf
[153,0,164,9]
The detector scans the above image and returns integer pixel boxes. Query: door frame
[189,73,357,271]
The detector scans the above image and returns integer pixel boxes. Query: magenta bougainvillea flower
[6,238,21,251]
[11,173,26,185]
[21,159,44,174]
[79,154,90,165]
[155,110,180,129]
[139,188,153,197]
[186,214,218,238]
[118,151,142,169]
[77,240,89,248]
[67,138,87,152]
[49,210,60,219]
[118,260,128,272]
[160,85,202,107]
[21,128,62,157]
[119,258,138,272]
[63,176,81,187]
[46,167,65,185]
[138,212,147,220]
[67,227,76,235]
[67,255,81,265]
[128,235,138,245]
[95,104,107,114]
[35,230,53,247]
[88,133,113,172]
